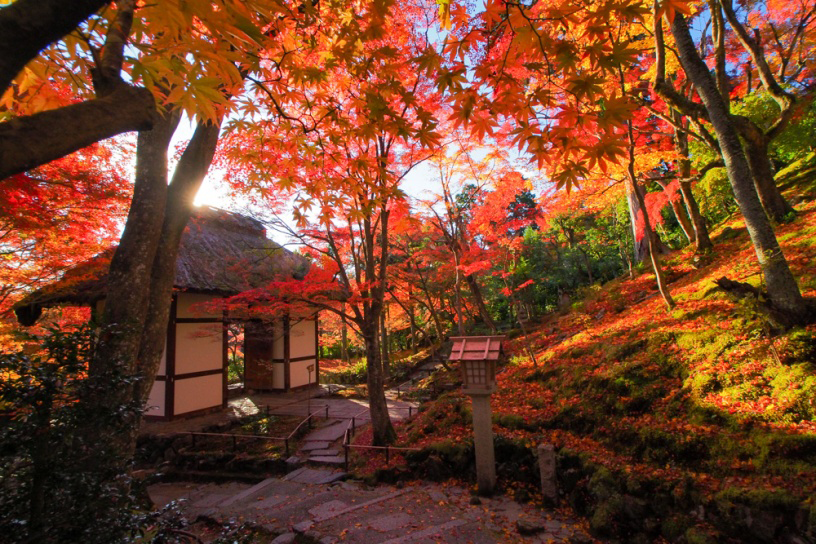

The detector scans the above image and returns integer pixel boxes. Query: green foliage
[227,356,243,384]
[0,325,147,543]
[322,358,368,384]
[734,91,816,164]
[491,208,627,319]
[697,168,739,225]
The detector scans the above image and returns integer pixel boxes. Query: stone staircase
[292,418,349,467]
[148,468,588,543]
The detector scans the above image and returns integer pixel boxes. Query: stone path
[149,469,593,543]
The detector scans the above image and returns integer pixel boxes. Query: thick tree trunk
[671,14,808,322]
[78,111,179,524]
[134,121,222,404]
[744,138,794,222]
[91,112,179,383]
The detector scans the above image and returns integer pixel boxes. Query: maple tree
[217,0,444,445]
[0,141,131,350]
[4,0,816,538]
[660,8,811,322]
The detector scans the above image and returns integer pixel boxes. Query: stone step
[219,477,278,507]
[308,455,345,465]
[379,519,470,543]
[300,441,332,451]
[306,448,340,456]
[312,488,410,522]
[283,467,347,485]
[305,421,349,442]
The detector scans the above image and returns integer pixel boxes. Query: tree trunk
[744,138,794,222]
[78,111,179,525]
[464,273,497,333]
[671,13,808,322]
[679,180,713,252]
[380,306,390,379]
[408,301,417,354]
[578,248,594,284]
[621,67,674,310]
[341,315,349,362]
[363,320,396,445]
[134,121,222,404]
[91,111,179,383]
[673,119,713,251]
[453,252,465,335]
[626,182,650,263]
[656,179,694,245]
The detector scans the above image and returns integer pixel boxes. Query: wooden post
[283,313,291,391]
[222,304,229,408]
[537,443,558,504]
[165,295,177,420]
[471,393,496,495]
[314,315,320,385]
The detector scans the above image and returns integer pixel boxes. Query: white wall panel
[174,374,222,415]
[290,319,316,358]
[290,358,317,388]
[175,323,222,375]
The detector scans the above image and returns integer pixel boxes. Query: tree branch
[0,83,155,180]
[0,0,110,93]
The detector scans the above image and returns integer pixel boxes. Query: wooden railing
[341,421,421,471]
[181,410,322,457]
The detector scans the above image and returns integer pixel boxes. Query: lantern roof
[448,335,505,362]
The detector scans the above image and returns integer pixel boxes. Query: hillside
[351,191,816,542]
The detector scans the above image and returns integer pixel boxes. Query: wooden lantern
[449,336,504,395]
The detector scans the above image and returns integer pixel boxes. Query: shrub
[0,325,147,543]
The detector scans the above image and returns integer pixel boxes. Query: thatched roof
[14,207,308,325]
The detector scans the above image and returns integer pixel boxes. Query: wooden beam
[222,303,228,408]
[165,295,177,420]
[315,315,320,386]
[283,314,291,391]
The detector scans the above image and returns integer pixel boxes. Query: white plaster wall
[176,293,222,318]
[290,319,316,358]
[174,374,222,415]
[175,323,222,375]
[290,358,317,388]
[145,381,165,417]
[271,361,285,388]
